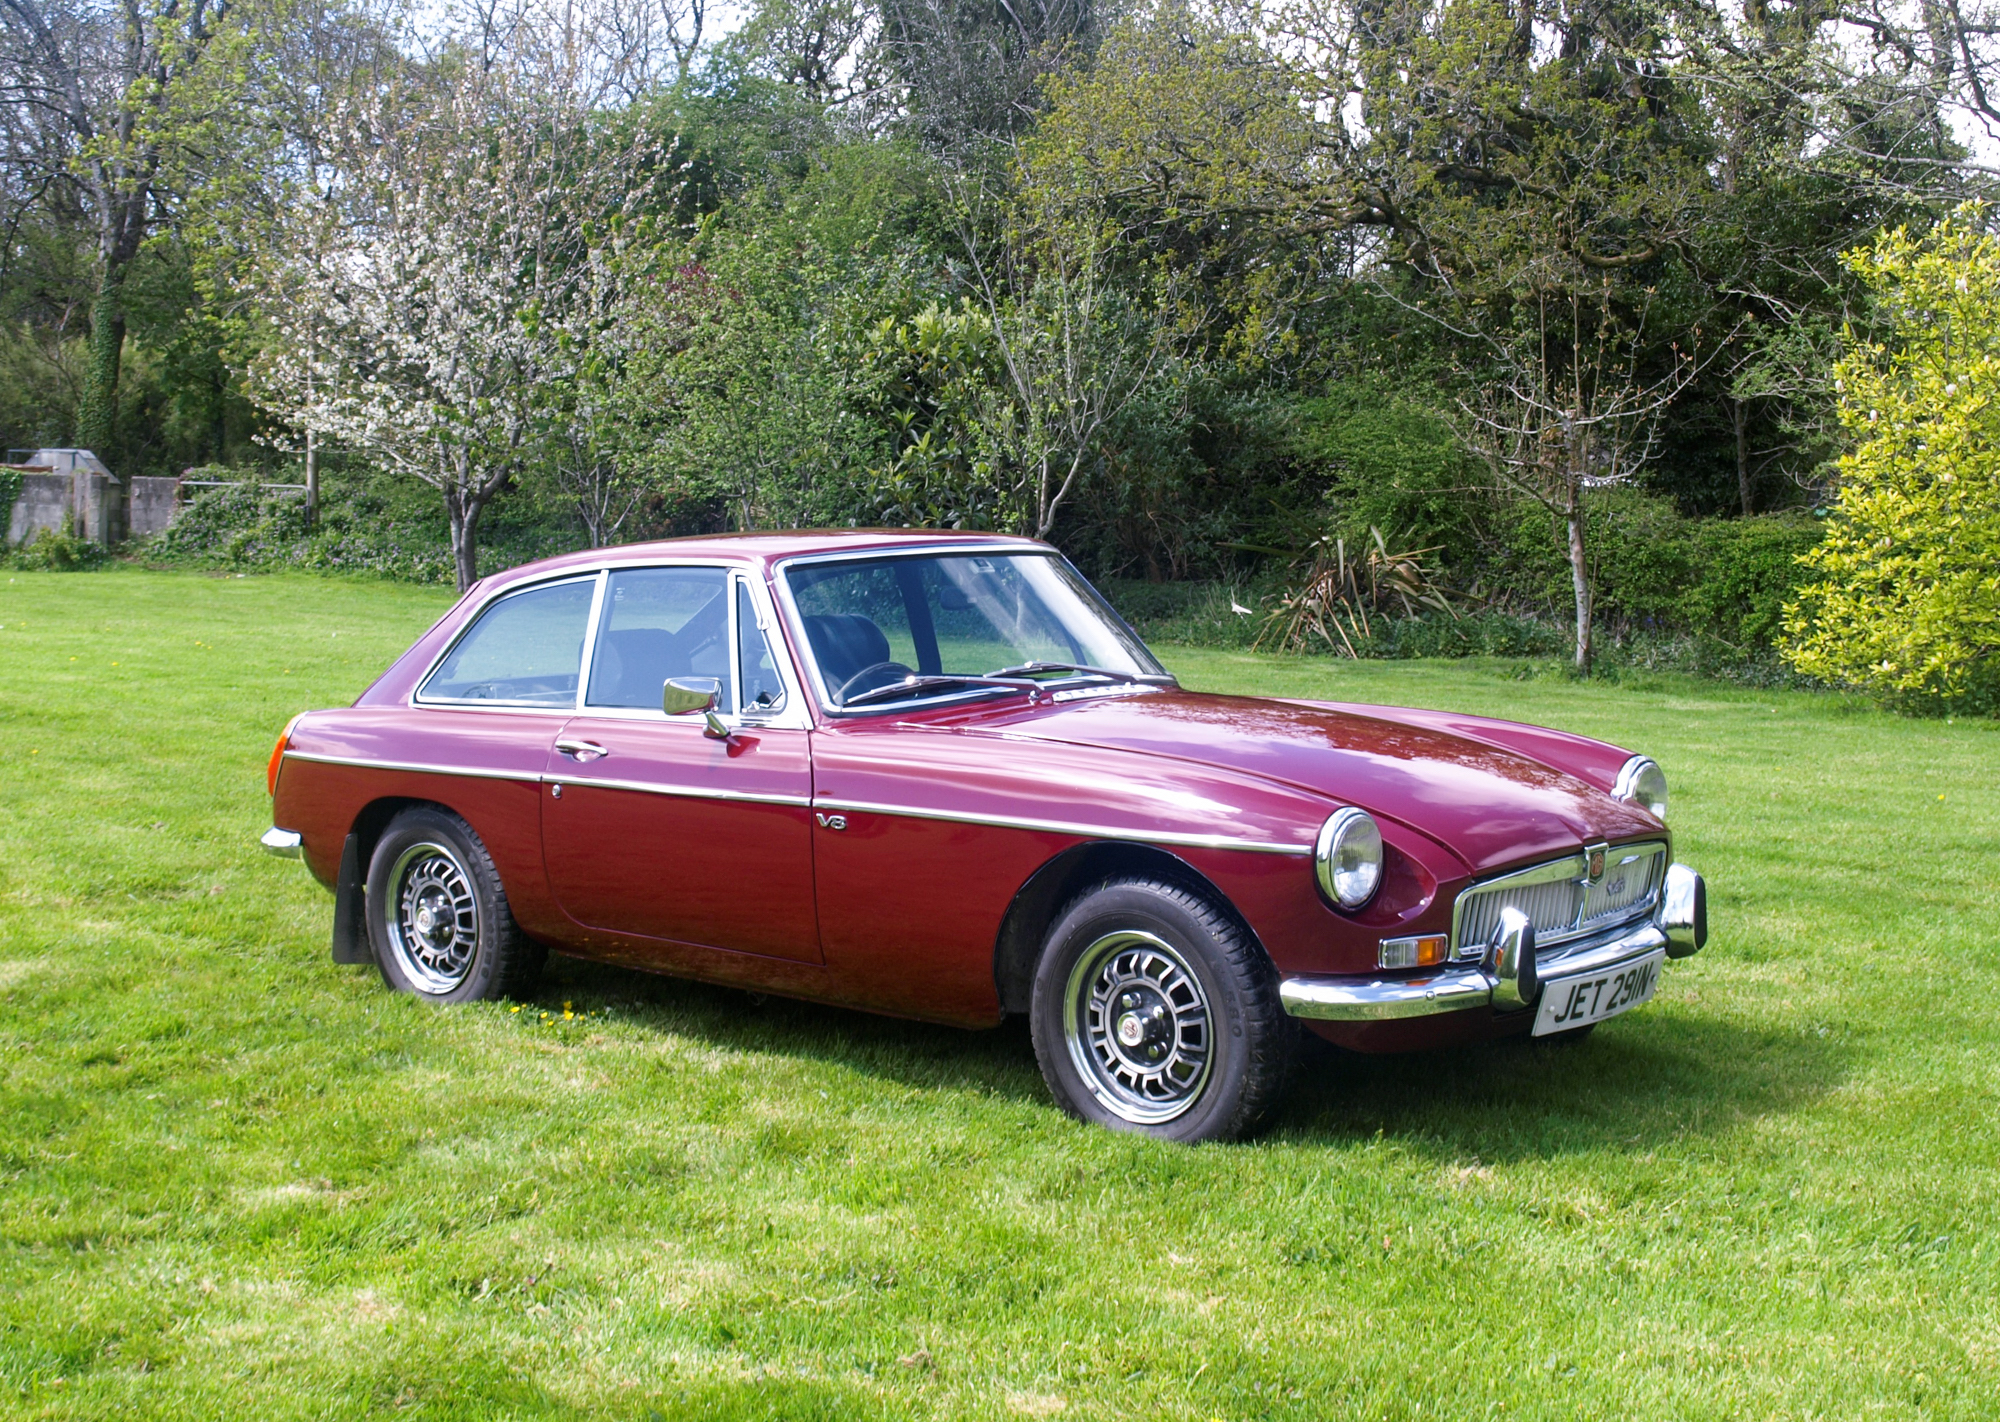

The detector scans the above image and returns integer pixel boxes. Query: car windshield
[785,551,1167,708]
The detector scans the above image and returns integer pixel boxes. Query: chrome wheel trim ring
[1061,929,1214,1125]
[383,840,480,995]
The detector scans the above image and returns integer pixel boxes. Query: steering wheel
[835,661,917,704]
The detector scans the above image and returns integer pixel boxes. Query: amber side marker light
[268,713,306,796]
[1378,934,1449,971]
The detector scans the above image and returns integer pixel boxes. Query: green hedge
[1105,506,1824,671]
[145,466,576,582]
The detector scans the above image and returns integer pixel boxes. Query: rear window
[419,578,595,706]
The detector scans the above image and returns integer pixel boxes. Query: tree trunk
[447,487,483,592]
[1729,395,1753,516]
[304,428,319,531]
[76,265,126,457]
[1567,471,1593,676]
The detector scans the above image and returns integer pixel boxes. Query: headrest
[802,613,891,688]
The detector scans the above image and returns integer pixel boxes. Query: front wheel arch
[992,842,1260,1016]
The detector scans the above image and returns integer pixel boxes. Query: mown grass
[1,568,1995,1420]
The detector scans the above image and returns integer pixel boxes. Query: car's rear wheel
[1029,877,1296,1143]
[366,807,543,1002]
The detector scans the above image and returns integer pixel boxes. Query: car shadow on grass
[537,952,1050,1103]
[536,955,1847,1158]
[1272,1012,1854,1161]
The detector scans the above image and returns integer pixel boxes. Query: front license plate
[1532,950,1665,1036]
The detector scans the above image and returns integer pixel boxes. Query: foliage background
[8,0,2000,698]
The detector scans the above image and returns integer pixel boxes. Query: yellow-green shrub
[1784,210,2000,709]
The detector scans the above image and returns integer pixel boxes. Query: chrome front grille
[1451,842,1666,958]
[1581,849,1665,928]
[1456,877,1580,948]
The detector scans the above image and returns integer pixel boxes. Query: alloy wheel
[1061,929,1214,1125]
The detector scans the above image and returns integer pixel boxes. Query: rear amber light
[1378,934,1449,970]
[268,713,305,797]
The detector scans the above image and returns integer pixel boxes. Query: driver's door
[540,567,820,963]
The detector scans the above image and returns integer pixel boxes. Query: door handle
[555,738,609,761]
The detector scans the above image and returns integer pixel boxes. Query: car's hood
[996,690,1660,874]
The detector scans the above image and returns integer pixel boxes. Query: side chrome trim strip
[549,773,810,808]
[284,752,1307,847]
[280,751,812,808]
[283,751,541,783]
[813,798,1314,855]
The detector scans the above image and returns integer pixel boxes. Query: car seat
[802,614,892,692]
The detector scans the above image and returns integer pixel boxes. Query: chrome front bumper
[1281,864,1705,1023]
[261,827,303,859]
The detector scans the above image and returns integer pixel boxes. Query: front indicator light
[1378,934,1448,970]
[268,712,305,796]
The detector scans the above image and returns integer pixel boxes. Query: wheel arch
[992,841,1265,1015]
[330,796,443,964]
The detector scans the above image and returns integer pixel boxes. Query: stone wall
[128,476,179,538]
[7,474,72,545]
[74,472,123,545]
[3,450,178,547]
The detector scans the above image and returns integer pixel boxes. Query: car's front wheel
[365,806,543,1002]
[1029,877,1296,1143]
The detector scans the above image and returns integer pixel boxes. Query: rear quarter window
[419,578,595,706]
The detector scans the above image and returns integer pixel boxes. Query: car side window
[736,581,787,716]
[420,578,596,705]
[586,567,732,711]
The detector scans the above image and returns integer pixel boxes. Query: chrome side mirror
[662,676,730,739]
[1487,905,1539,1011]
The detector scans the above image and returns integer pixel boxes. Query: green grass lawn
[2,569,1996,1420]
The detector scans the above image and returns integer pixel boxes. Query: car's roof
[477,528,1049,593]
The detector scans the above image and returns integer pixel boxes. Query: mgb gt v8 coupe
[263,530,1707,1142]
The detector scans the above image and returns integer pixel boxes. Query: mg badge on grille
[1583,841,1609,885]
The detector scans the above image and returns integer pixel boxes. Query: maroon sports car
[263,530,1706,1142]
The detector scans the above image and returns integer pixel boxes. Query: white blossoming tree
[246,66,671,588]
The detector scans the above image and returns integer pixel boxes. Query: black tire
[365,806,544,1003]
[1029,877,1297,1143]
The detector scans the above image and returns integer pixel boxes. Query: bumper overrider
[1280,863,1707,1022]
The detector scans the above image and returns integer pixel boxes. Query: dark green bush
[1276,386,1487,567]
[1101,578,1266,648]
[1360,611,1569,659]
[1676,512,1824,658]
[146,466,576,582]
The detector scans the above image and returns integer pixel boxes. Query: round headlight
[1315,807,1383,910]
[1614,755,1669,819]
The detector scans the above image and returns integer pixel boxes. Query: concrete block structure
[3,449,177,547]
[128,476,179,537]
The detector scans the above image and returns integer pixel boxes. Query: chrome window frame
[729,570,804,728]
[570,565,813,731]
[408,559,812,731]
[412,571,606,711]
[1448,838,1670,957]
[770,543,1167,718]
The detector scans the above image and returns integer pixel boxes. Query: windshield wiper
[984,660,1179,688]
[841,673,1042,708]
